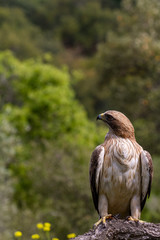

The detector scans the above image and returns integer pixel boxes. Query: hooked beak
[96,113,105,121]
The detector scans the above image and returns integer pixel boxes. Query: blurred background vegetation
[0,0,160,239]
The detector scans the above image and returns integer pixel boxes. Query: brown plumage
[90,110,153,219]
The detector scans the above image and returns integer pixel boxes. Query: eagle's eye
[105,114,114,121]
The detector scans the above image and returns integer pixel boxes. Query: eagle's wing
[140,150,153,211]
[89,145,104,214]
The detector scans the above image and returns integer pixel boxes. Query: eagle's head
[97,110,135,139]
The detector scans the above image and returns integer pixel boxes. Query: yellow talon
[102,214,113,224]
[94,218,103,227]
[127,216,145,223]
[94,214,113,227]
[127,216,137,221]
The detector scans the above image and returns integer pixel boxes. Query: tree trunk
[74,218,160,240]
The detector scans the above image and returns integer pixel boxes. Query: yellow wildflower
[44,222,51,228]
[43,226,50,232]
[36,223,44,229]
[67,233,76,239]
[14,231,22,237]
[43,222,51,231]
[52,238,59,240]
[31,234,40,239]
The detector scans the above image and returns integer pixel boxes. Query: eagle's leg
[128,195,145,223]
[94,194,113,227]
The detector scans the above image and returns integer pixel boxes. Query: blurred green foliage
[0,0,160,239]
[0,7,42,58]
[0,51,104,239]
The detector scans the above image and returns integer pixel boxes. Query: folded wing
[140,150,153,211]
[89,145,104,214]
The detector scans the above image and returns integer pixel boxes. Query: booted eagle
[90,110,153,223]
